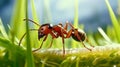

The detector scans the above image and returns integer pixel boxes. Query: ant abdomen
[72,29,86,42]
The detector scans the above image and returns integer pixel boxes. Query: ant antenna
[19,19,40,46]
[23,19,40,26]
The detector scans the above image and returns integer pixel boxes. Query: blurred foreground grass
[0,37,120,67]
[0,0,120,67]
[33,45,120,67]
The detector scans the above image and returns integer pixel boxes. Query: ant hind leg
[81,42,92,51]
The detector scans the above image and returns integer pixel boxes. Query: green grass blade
[98,27,111,43]
[72,0,79,48]
[9,1,26,66]
[10,0,26,43]
[43,0,52,23]
[118,0,120,22]
[30,0,39,25]
[41,0,54,48]
[106,26,117,42]
[0,18,8,39]
[10,0,27,66]
[105,0,120,43]
[74,0,79,27]
[87,34,98,46]
[30,0,40,48]
[25,0,35,67]
[0,37,12,50]
[0,37,26,67]
[76,57,80,67]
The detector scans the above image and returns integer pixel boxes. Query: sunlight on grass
[98,27,111,43]
[72,0,79,48]
[10,0,26,43]
[25,0,35,67]
[0,18,8,39]
[105,0,120,43]
[33,45,120,67]
[30,0,40,48]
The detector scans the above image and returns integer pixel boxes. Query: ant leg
[66,22,81,38]
[19,29,38,46]
[75,29,81,40]
[75,31,92,51]
[61,22,74,29]
[65,22,78,38]
[63,21,69,30]
[61,31,65,44]
[65,22,93,51]
[66,29,92,51]
[62,36,65,55]
[62,37,65,56]
[39,35,48,48]
[19,33,26,46]
[68,22,74,29]
[33,35,48,52]
[49,38,54,48]
[66,29,73,38]
[81,42,92,51]
[61,29,65,56]
[49,32,58,48]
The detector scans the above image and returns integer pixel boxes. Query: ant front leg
[19,33,26,46]
[49,38,54,48]
[33,35,48,52]
[48,31,58,48]
[19,29,38,46]
[49,29,66,56]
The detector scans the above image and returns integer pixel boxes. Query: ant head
[72,29,86,42]
[38,23,53,40]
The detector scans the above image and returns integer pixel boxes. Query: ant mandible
[19,19,94,55]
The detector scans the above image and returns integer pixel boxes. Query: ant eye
[41,28,44,30]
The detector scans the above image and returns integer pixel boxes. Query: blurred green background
[0,0,119,32]
[0,0,120,67]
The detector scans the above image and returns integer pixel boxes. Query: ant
[19,19,94,55]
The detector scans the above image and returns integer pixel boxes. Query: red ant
[19,19,94,55]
